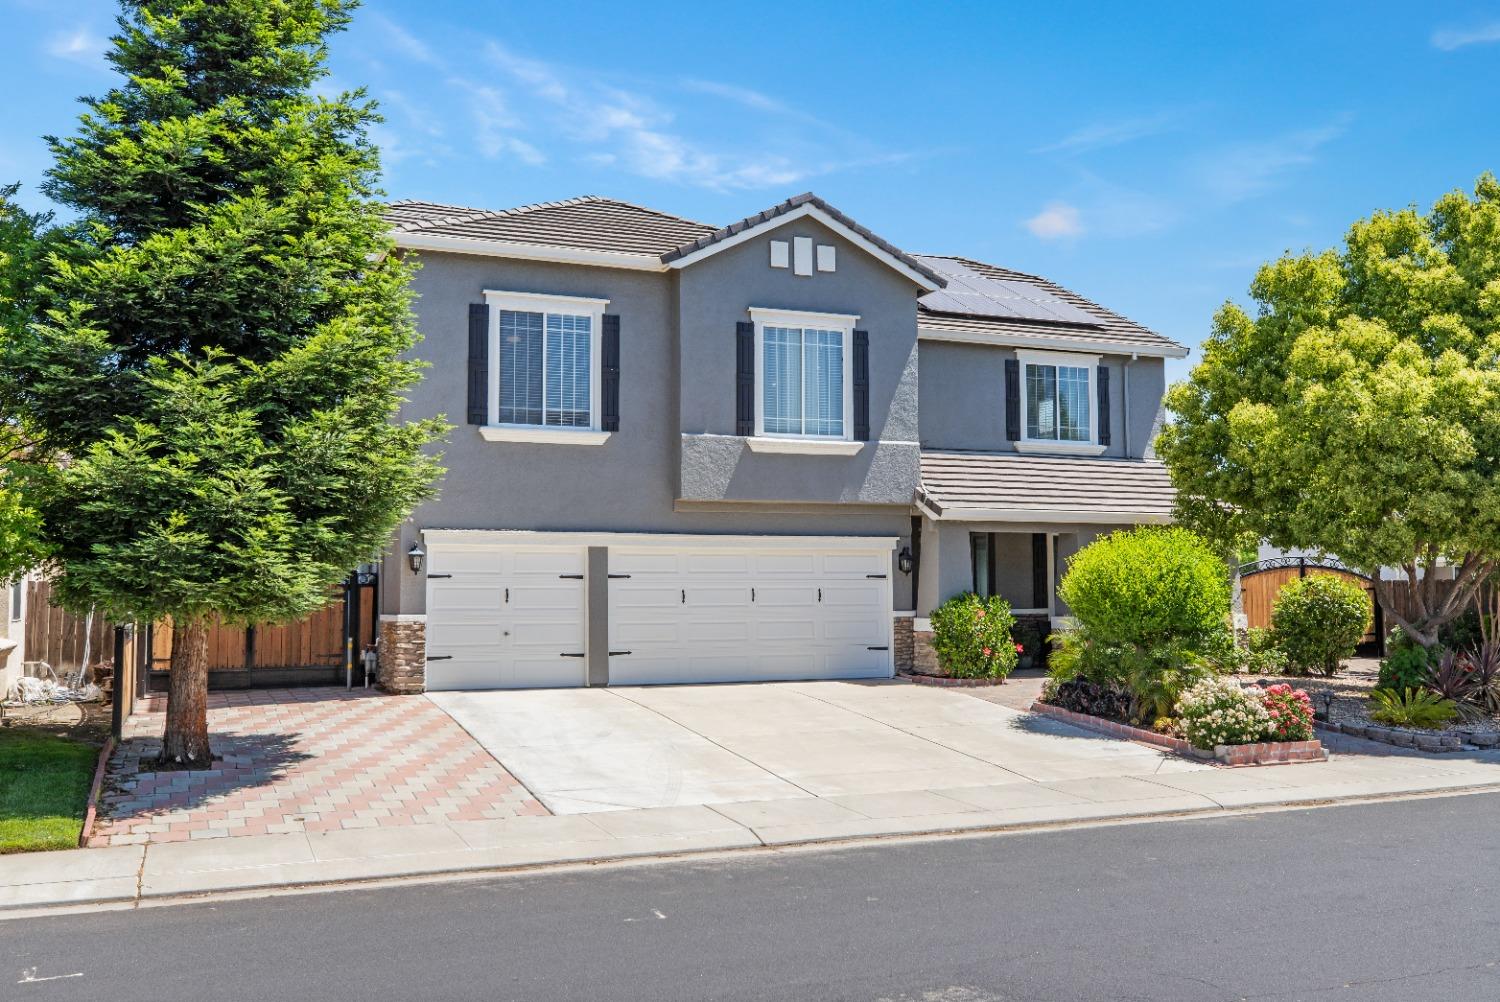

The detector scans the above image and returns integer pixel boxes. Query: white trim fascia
[421,529,900,550]
[1012,440,1109,457]
[395,231,665,271]
[745,437,864,455]
[666,203,943,292]
[914,493,943,521]
[483,290,611,310]
[919,325,1190,359]
[478,426,612,445]
[927,507,1173,525]
[1015,348,1101,368]
[748,306,861,326]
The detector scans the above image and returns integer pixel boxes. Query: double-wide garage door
[424,536,894,690]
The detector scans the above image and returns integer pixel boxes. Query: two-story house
[374,193,1184,692]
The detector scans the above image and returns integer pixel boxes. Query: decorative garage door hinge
[428,573,453,579]
[559,652,586,658]
[427,655,453,661]
[558,574,584,579]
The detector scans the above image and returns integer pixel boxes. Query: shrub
[1042,678,1132,721]
[1368,688,1458,729]
[1425,649,1479,711]
[1257,683,1315,742]
[1177,677,1272,749]
[930,592,1019,680]
[1244,627,1290,676]
[1058,526,1231,648]
[1270,575,1371,677]
[1379,629,1432,690]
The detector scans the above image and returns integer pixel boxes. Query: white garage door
[607,543,893,686]
[425,544,587,690]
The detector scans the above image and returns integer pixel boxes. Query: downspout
[1121,354,1136,457]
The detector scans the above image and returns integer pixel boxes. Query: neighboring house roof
[388,196,718,267]
[917,451,1175,524]
[660,192,947,291]
[915,255,1187,359]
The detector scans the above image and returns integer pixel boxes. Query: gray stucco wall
[385,244,921,615]
[676,216,922,504]
[917,343,1166,459]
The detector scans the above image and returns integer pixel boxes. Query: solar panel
[916,256,1101,326]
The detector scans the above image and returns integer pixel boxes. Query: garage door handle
[608,650,632,656]
[867,646,889,651]
[559,652,586,658]
[559,574,584,579]
[427,655,453,661]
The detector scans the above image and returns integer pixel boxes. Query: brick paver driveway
[91,688,547,847]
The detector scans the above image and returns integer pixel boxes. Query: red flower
[982,647,993,657]
[976,608,986,618]
[1014,642,1024,653]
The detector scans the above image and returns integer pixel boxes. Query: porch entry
[969,531,1053,614]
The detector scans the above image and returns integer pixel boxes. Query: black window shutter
[601,314,621,432]
[1032,533,1048,609]
[853,329,870,440]
[736,321,755,436]
[467,303,488,425]
[1003,358,1020,441]
[1096,365,1111,446]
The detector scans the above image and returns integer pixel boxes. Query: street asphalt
[10,792,1500,1001]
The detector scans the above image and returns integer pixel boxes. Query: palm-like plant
[1369,688,1459,729]
[1465,582,1500,717]
[1425,650,1480,717]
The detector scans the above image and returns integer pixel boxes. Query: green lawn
[0,729,100,853]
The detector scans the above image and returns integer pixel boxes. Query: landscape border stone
[899,670,1007,688]
[1031,701,1326,766]
[1316,719,1476,753]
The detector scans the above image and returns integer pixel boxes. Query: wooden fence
[23,578,117,674]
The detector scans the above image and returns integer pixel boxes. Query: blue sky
[5,1,1500,380]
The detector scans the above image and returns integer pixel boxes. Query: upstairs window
[751,308,857,440]
[483,291,608,433]
[1015,349,1104,454]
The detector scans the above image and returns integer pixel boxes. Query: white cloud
[1431,21,1500,50]
[1025,202,1084,239]
[1192,120,1348,203]
[368,12,440,65]
[1031,110,1184,155]
[44,27,108,66]
[449,80,544,165]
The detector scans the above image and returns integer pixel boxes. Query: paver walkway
[91,688,546,846]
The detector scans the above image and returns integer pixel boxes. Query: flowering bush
[1257,683,1315,742]
[1176,677,1272,749]
[929,592,1018,680]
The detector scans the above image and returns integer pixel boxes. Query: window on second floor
[751,308,857,441]
[483,291,608,436]
[1015,349,1104,455]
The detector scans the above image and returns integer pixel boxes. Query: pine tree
[1,0,443,765]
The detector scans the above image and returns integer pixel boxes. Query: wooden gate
[148,580,378,687]
[1239,559,1379,648]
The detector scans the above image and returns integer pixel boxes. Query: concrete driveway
[428,680,1209,815]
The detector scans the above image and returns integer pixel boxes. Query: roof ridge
[393,195,608,233]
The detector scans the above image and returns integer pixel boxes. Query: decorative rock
[1470,732,1500,748]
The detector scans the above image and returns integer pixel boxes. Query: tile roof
[915,255,1186,357]
[387,196,718,256]
[919,450,1176,522]
[659,192,947,288]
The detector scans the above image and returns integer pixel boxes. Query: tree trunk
[160,616,212,768]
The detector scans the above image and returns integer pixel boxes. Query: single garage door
[607,542,893,686]
[425,543,587,690]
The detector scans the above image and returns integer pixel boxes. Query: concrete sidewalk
[7,730,1500,915]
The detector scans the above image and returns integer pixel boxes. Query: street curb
[9,781,1500,918]
[79,736,115,849]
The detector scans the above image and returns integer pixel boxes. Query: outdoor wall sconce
[897,546,914,575]
[406,541,425,574]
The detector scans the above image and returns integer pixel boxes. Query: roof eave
[917,322,1189,359]
[391,230,667,271]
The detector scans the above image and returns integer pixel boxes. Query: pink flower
[1015,643,1024,653]
[982,647,993,657]
[976,609,986,618]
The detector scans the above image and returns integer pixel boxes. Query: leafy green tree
[1160,175,1500,650]
[1,0,443,765]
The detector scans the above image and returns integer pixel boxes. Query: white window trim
[748,307,859,444]
[1015,349,1106,456]
[481,290,610,443]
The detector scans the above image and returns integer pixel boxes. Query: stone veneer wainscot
[378,615,427,694]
